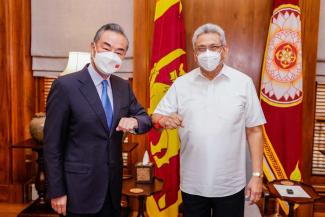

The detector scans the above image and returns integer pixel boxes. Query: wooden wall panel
[182,0,272,88]
[0,0,36,202]
[299,0,321,215]
[133,0,155,162]
[8,0,35,184]
[300,0,321,184]
[0,0,11,185]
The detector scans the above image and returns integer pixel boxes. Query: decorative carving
[135,162,154,183]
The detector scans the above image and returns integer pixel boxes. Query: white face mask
[197,50,221,72]
[93,51,122,75]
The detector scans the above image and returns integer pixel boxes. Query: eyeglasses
[195,44,224,53]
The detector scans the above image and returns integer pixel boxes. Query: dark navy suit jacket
[44,66,152,214]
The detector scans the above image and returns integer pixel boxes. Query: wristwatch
[252,172,264,178]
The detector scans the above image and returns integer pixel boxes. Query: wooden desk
[122,177,163,217]
[17,199,58,217]
[267,179,320,217]
[122,142,138,179]
[11,139,59,217]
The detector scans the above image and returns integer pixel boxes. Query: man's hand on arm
[152,113,183,130]
[51,195,67,216]
[245,125,264,204]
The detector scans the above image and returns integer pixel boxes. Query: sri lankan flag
[261,0,302,214]
[146,0,186,216]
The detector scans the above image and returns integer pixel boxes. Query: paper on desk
[274,184,311,198]
[142,150,149,165]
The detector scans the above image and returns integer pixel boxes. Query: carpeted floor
[0,203,28,217]
[0,201,261,217]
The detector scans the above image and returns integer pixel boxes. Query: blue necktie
[101,80,113,129]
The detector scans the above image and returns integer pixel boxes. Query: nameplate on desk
[274,184,311,198]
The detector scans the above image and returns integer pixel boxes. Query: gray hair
[192,23,226,49]
[93,23,129,50]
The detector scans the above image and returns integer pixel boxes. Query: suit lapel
[78,67,110,133]
[110,75,123,137]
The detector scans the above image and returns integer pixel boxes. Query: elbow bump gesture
[158,113,184,130]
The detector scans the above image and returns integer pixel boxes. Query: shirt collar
[219,64,231,78]
[88,63,110,86]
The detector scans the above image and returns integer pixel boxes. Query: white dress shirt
[154,65,266,197]
[88,64,114,111]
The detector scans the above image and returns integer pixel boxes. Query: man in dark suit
[44,23,152,217]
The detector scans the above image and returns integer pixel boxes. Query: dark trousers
[66,189,120,217]
[181,188,245,217]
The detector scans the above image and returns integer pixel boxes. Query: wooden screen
[312,82,325,175]
[43,78,56,110]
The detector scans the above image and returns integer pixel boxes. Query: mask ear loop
[91,42,97,60]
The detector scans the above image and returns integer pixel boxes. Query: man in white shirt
[152,23,266,217]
